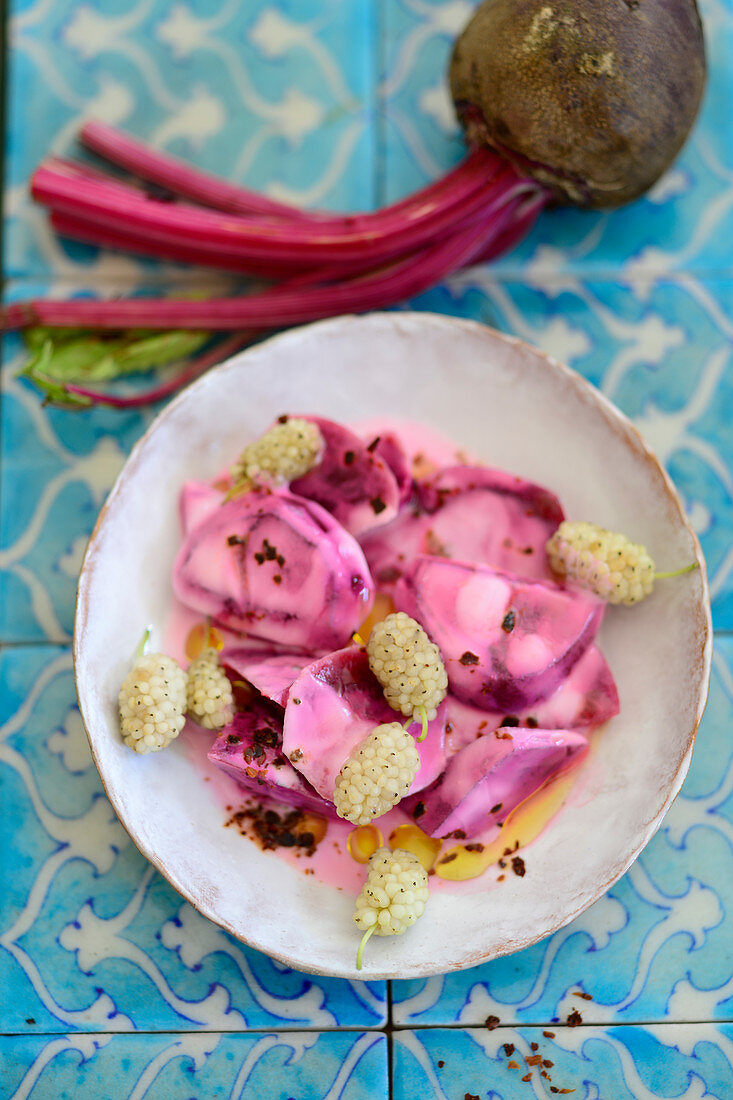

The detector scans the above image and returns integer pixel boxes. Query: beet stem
[2,186,530,332]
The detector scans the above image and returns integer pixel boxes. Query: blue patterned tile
[380,0,733,278]
[392,1025,733,1100]
[392,637,733,1027]
[0,646,387,1031]
[396,274,733,628]
[0,1031,388,1100]
[6,0,378,277]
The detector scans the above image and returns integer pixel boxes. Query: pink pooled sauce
[166,416,618,895]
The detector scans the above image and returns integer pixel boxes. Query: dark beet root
[450,0,706,208]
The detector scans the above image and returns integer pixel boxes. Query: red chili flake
[245,766,258,779]
[543,1031,555,1039]
[541,1070,550,1080]
[501,609,516,633]
[485,1015,500,1030]
[574,991,593,1000]
[525,1055,542,1066]
[277,414,289,424]
[543,1060,554,1068]
[497,874,505,882]
[530,1042,539,1051]
[370,496,387,514]
[507,1061,519,1070]
[511,856,526,877]
[502,1043,515,1057]
[437,1061,445,1069]
[459,651,480,666]
[273,574,283,585]
[566,1010,583,1027]
[465,1094,479,1100]
[522,1073,532,1082]
[496,730,513,740]
[366,436,381,453]
[344,450,356,465]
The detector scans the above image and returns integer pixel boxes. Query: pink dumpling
[208,699,337,818]
[282,646,447,802]
[290,415,401,536]
[445,645,619,752]
[413,727,588,839]
[179,479,222,536]
[360,463,564,590]
[394,556,604,711]
[173,486,374,652]
[223,646,314,708]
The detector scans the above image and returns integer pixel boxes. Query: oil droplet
[347,824,383,863]
[388,823,442,871]
[435,766,579,881]
[358,592,395,641]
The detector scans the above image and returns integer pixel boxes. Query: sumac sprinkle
[530,1042,539,1052]
[439,852,457,865]
[574,991,593,1000]
[366,436,381,453]
[465,843,484,853]
[263,541,277,560]
[501,716,519,727]
[526,1055,542,1066]
[543,1031,555,1039]
[544,1060,554,1069]
[298,832,314,848]
[226,734,241,744]
[566,1010,583,1027]
[370,496,387,514]
[437,1060,445,1068]
[277,414,289,424]
[526,716,539,728]
[503,1043,515,1057]
[490,802,503,814]
[501,609,516,633]
[344,450,356,465]
[465,1094,479,1100]
[254,552,266,564]
[273,574,282,585]
[522,1074,532,1082]
[485,1015,500,1030]
[289,748,303,763]
[413,800,426,819]
[511,855,526,877]
[227,534,245,546]
[459,651,480,666]
[508,1060,519,1069]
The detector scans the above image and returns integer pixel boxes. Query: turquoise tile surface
[5,0,378,277]
[3,0,733,1096]
[392,1025,733,1100]
[0,646,387,1032]
[0,1031,388,1100]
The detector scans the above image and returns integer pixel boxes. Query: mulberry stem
[416,705,429,743]
[356,924,376,970]
[655,562,699,581]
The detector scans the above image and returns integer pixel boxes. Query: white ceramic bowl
[74,312,711,979]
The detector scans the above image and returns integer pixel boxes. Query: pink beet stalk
[3,186,536,331]
[31,153,520,267]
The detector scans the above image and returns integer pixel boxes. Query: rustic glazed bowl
[74,312,711,979]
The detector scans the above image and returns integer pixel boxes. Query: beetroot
[282,646,447,801]
[445,644,619,752]
[414,726,588,839]
[369,432,413,505]
[208,700,337,818]
[360,464,563,590]
[451,0,706,208]
[394,556,604,710]
[173,486,374,651]
[290,416,401,536]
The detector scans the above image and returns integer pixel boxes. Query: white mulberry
[231,417,322,489]
[547,521,655,606]
[119,653,187,754]
[334,723,420,826]
[186,647,234,730]
[354,847,429,968]
[367,612,447,731]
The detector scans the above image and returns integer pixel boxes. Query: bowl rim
[73,311,713,979]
